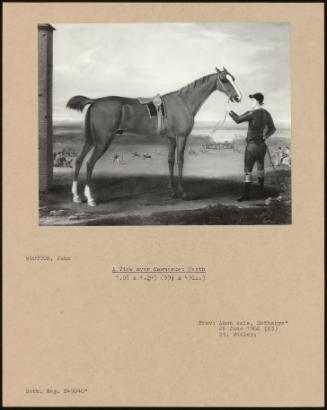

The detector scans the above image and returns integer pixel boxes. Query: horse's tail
[66,95,95,112]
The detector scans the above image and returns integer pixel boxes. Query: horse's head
[215,67,242,102]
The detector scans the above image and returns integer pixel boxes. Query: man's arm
[264,112,276,139]
[229,110,253,124]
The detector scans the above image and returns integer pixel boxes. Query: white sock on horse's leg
[72,180,82,203]
[84,185,96,206]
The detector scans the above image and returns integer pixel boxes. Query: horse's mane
[164,73,215,97]
[180,74,213,93]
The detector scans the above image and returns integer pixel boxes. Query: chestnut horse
[67,67,242,206]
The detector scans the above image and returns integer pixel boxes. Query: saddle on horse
[137,94,166,134]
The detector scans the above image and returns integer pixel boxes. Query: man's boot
[258,177,264,192]
[237,182,251,202]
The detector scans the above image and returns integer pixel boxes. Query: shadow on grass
[44,173,279,205]
[40,170,290,225]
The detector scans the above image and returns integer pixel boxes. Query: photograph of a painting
[4,3,324,408]
[39,23,291,225]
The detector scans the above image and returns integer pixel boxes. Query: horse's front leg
[176,135,188,200]
[167,137,177,197]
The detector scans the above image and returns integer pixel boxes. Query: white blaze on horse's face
[225,74,242,102]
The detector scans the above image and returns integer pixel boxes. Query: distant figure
[112,154,121,163]
[273,147,283,167]
[200,144,207,153]
[227,92,276,201]
[54,152,63,167]
[281,146,291,167]
[66,157,74,168]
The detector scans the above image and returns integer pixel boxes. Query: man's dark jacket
[229,108,276,142]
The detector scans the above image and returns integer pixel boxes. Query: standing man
[227,92,276,201]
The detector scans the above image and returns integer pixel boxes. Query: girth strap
[141,96,167,134]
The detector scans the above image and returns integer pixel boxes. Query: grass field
[40,124,292,225]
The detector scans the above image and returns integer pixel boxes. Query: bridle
[216,73,232,95]
[210,72,236,134]
[216,70,241,101]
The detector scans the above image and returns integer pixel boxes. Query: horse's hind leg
[72,140,93,203]
[84,137,114,206]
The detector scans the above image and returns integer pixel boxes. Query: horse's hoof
[169,190,178,198]
[73,196,82,203]
[87,200,97,207]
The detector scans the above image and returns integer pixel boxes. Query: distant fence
[203,141,235,150]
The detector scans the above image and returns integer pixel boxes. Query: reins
[210,97,231,134]
[210,73,235,134]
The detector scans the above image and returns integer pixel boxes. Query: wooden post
[38,24,55,192]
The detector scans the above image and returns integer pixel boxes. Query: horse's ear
[215,67,221,73]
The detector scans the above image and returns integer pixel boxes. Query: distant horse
[67,67,242,206]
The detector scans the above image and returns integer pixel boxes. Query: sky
[53,23,291,126]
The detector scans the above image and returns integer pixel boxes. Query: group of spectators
[273,146,291,167]
[53,150,76,168]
